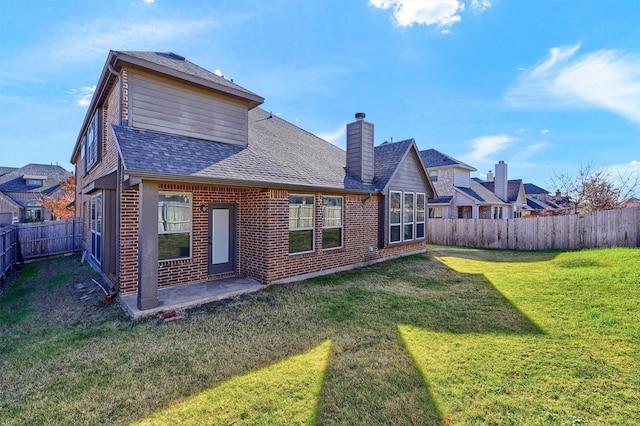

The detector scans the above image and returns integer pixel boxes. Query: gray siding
[128,70,249,146]
[346,120,374,183]
[387,150,431,194]
[453,168,470,188]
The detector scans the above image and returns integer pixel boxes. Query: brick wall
[117,185,425,295]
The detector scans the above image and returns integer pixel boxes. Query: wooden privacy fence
[428,207,640,250]
[0,219,83,281]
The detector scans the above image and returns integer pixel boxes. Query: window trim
[158,191,192,261]
[289,194,315,255]
[389,191,402,244]
[416,192,426,239]
[90,192,102,264]
[322,196,343,251]
[84,110,101,173]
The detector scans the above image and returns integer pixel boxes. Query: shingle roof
[114,108,418,193]
[456,180,508,204]
[419,148,476,171]
[0,167,17,177]
[478,179,523,202]
[430,195,453,204]
[0,164,70,193]
[526,197,545,210]
[117,51,261,99]
[524,183,549,194]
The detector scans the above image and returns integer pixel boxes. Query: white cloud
[512,141,548,162]
[470,0,491,12]
[604,160,640,176]
[317,123,347,148]
[516,128,525,133]
[540,129,549,134]
[370,0,465,28]
[213,69,223,77]
[69,85,96,107]
[505,43,640,124]
[143,0,155,3]
[463,134,514,163]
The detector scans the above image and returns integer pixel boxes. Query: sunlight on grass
[131,340,332,426]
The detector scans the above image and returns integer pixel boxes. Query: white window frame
[403,192,415,241]
[158,192,192,261]
[289,194,315,254]
[322,196,343,250]
[416,193,426,239]
[429,170,438,182]
[389,191,402,243]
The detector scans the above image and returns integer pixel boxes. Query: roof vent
[155,52,186,61]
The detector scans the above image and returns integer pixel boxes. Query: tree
[39,173,75,220]
[547,162,640,214]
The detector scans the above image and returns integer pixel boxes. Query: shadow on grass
[429,244,561,263]
[3,250,550,425]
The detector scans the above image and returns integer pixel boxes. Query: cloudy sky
[1,0,639,190]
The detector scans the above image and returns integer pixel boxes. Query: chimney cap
[355,112,366,120]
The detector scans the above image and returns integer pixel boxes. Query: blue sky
[1,0,639,191]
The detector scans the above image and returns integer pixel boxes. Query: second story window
[429,170,438,182]
[84,111,100,171]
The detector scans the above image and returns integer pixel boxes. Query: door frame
[208,203,237,275]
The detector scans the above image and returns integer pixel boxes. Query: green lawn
[0,246,638,425]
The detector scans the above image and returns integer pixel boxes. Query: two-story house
[71,51,434,315]
[0,164,71,226]
[419,149,509,219]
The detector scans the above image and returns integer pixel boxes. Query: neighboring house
[474,162,528,219]
[71,50,435,311]
[0,164,70,226]
[419,149,510,219]
[619,196,640,209]
[523,183,561,216]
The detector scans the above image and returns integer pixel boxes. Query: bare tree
[547,162,640,214]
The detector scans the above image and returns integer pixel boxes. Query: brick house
[70,51,435,312]
[0,164,71,226]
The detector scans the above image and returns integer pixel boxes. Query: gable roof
[114,109,433,195]
[524,183,549,194]
[419,148,476,171]
[458,180,508,204]
[0,164,69,193]
[71,50,265,163]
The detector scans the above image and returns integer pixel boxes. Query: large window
[158,193,191,260]
[389,191,402,243]
[390,191,426,244]
[289,195,314,254]
[416,193,425,239]
[84,111,100,171]
[90,193,102,263]
[322,196,343,249]
[403,193,414,241]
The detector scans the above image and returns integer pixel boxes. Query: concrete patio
[119,276,264,319]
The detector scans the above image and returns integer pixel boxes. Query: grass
[0,246,638,425]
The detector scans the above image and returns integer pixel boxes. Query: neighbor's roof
[419,148,476,171]
[113,108,425,193]
[455,180,508,204]
[0,167,17,177]
[0,164,69,193]
[478,179,523,202]
[524,183,549,194]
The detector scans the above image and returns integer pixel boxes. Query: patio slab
[119,276,264,319]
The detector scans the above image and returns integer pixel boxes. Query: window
[404,193,414,240]
[322,196,343,249]
[429,207,443,218]
[158,193,191,260]
[429,170,438,182]
[416,193,425,239]
[390,191,426,244]
[26,179,43,186]
[84,111,100,171]
[289,195,314,253]
[389,191,401,243]
[26,201,43,221]
[90,193,102,263]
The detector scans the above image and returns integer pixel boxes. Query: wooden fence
[0,219,83,281]
[428,207,640,250]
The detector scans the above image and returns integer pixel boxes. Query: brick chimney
[495,161,508,201]
[346,112,374,184]
[486,171,494,182]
